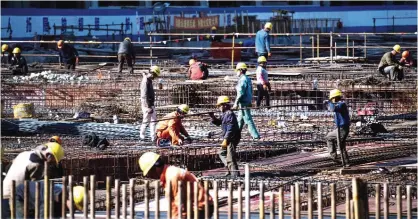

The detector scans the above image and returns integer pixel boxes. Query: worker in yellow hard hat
[255,22,273,59]
[208,96,241,177]
[209,26,222,42]
[378,44,403,81]
[155,104,192,146]
[8,47,28,75]
[139,65,160,142]
[117,37,136,74]
[57,40,79,70]
[323,89,350,167]
[255,56,271,108]
[1,44,13,65]
[139,152,214,218]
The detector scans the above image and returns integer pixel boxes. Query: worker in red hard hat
[57,40,79,70]
[399,50,415,67]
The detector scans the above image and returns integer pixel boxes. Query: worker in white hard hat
[139,66,160,142]
[9,47,28,75]
[138,152,213,218]
[255,22,273,60]
[57,40,79,70]
[155,104,192,146]
[378,44,403,81]
[324,89,350,166]
[117,37,136,74]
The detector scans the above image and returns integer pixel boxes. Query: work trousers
[326,125,350,159]
[156,128,183,146]
[64,57,76,70]
[257,53,268,60]
[218,141,239,177]
[381,66,403,81]
[256,84,270,108]
[238,107,260,139]
[139,106,157,140]
[196,204,214,219]
[117,54,133,74]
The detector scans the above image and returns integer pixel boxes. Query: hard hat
[205,35,210,39]
[57,40,64,49]
[150,65,160,76]
[393,45,401,53]
[44,142,64,164]
[2,44,8,52]
[402,50,410,59]
[329,89,342,100]
[12,47,21,54]
[235,62,248,72]
[138,152,161,176]
[211,26,217,31]
[73,186,85,211]
[49,136,62,145]
[264,22,273,30]
[216,96,230,106]
[257,56,267,63]
[189,59,196,65]
[125,37,131,42]
[178,104,190,114]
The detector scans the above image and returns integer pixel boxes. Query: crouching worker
[9,47,28,75]
[378,44,403,81]
[324,89,350,167]
[15,182,85,218]
[139,152,214,218]
[155,104,192,146]
[209,96,241,177]
[188,59,209,80]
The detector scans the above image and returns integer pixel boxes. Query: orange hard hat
[402,51,410,59]
[57,40,64,48]
[49,136,62,145]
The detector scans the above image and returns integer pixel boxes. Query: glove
[263,84,268,90]
[232,104,238,110]
[186,137,192,144]
[221,139,228,149]
[147,108,154,114]
[177,139,183,145]
[323,100,329,104]
[268,52,272,57]
[398,65,403,70]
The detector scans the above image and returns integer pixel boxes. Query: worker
[57,40,79,70]
[399,50,415,67]
[255,22,272,60]
[209,96,241,177]
[324,89,350,166]
[188,59,209,80]
[15,182,85,218]
[138,152,214,218]
[140,66,160,142]
[155,104,192,146]
[2,142,64,217]
[117,37,136,74]
[255,56,271,108]
[243,38,256,54]
[378,44,402,81]
[1,44,12,64]
[8,47,28,75]
[233,62,260,139]
[209,26,222,42]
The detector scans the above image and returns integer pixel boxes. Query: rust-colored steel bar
[228,182,233,219]
[68,176,74,219]
[129,179,135,219]
[83,176,88,218]
[166,180,172,219]
[213,181,219,219]
[90,175,96,219]
[270,192,275,219]
[44,163,49,219]
[24,180,29,219]
[49,180,54,219]
[62,176,67,219]
[106,177,111,219]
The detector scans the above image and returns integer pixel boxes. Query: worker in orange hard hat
[255,22,273,60]
[9,47,28,75]
[378,44,403,81]
[57,40,79,70]
[399,50,415,67]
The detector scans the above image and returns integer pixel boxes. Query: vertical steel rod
[23,180,29,219]
[167,180,172,219]
[352,41,355,58]
[49,180,54,219]
[129,179,135,219]
[155,181,160,219]
[44,163,49,219]
[122,184,127,219]
[346,188,351,219]
[330,32,333,63]
[177,181,182,219]
[213,181,219,219]
[238,184,243,219]
[259,183,265,219]
[231,35,235,69]
[291,185,295,219]
[331,183,336,219]
[144,180,149,219]
[187,181,192,219]
[346,35,349,56]
[245,164,250,219]
[312,36,314,58]
[10,180,16,219]
[270,192,275,219]
[406,185,412,219]
[204,181,209,219]
[106,177,111,219]
[83,176,88,218]
[317,34,319,58]
[90,175,95,219]
[115,179,120,219]
[68,176,74,219]
[364,34,367,58]
[317,182,323,219]
[375,184,381,219]
[193,181,198,219]
[35,181,40,219]
[396,185,402,219]
[228,182,233,219]
[308,184,313,219]
[299,34,303,63]
[62,177,67,219]
[295,183,300,219]
[278,187,283,219]
[383,183,389,219]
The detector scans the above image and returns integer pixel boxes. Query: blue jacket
[235,74,253,106]
[328,101,350,127]
[212,110,241,144]
[255,29,270,54]
[58,44,78,64]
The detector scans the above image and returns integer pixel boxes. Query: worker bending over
[324,89,350,166]
[234,62,260,139]
[255,22,272,59]
[140,66,160,142]
[57,40,79,70]
[188,59,209,80]
[9,48,28,75]
[1,44,12,65]
[117,37,136,74]
[256,56,271,108]
[209,96,241,177]
[155,104,192,146]
[378,44,402,81]
[139,152,214,218]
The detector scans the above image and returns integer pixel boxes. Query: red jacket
[188,62,206,80]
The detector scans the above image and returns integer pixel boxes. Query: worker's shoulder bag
[199,63,209,79]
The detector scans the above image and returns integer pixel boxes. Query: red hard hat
[402,51,409,59]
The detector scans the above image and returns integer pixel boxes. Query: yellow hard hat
[125,37,131,42]
[216,96,230,106]
[178,104,190,114]
[138,152,161,176]
[150,65,160,76]
[211,26,217,31]
[57,40,64,49]
[49,136,62,145]
[12,47,21,54]
[205,35,210,39]
[393,45,401,53]
[73,186,85,211]
[44,142,64,164]
[235,62,247,72]
[257,56,267,63]
[329,89,342,100]
[2,44,8,52]
[189,59,196,65]
[264,22,273,30]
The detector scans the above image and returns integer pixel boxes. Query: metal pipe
[83,176,88,218]
[364,34,367,58]
[299,34,303,63]
[44,163,49,219]
[335,42,337,57]
[330,32,333,63]
[193,181,198,219]
[312,36,314,58]
[245,164,250,219]
[106,177,111,219]
[346,188,351,219]
[149,35,153,66]
[295,183,300,219]
[213,181,219,219]
[228,182,233,219]
[291,185,295,219]
[231,35,235,69]
[49,180,54,219]
[90,175,96,219]
[129,179,135,219]
[317,34,319,58]
[406,185,412,219]
[177,181,182,219]
[352,41,355,58]
[68,176,74,219]
[347,35,349,57]
[167,180,172,219]
[270,191,275,219]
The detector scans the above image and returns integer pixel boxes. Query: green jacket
[378,52,399,70]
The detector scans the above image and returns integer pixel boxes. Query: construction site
[1,2,417,219]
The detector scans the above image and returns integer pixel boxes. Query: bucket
[13,103,35,119]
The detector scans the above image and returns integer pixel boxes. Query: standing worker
[233,62,260,139]
[255,56,271,108]
[138,152,214,218]
[188,59,209,80]
[209,96,241,177]
[1,44,12,65]
[117,37,136,74]
[378,44,402,81]
[255,22,272,59]
[8,47,28,75]
[155,104,192,146]
[324,89,350,166]
[139,66,160,142]
[57,40,79,70]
